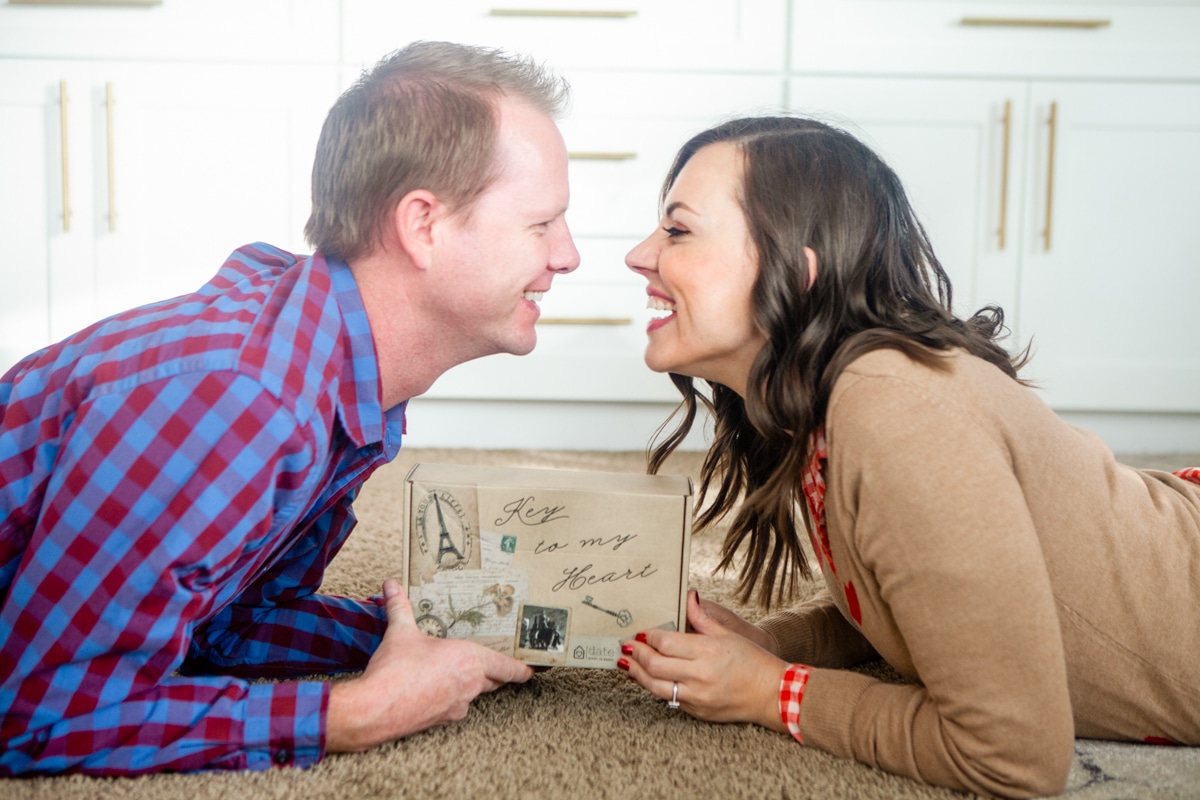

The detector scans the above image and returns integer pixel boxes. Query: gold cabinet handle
[490,8,637,18]
[59,80,71,233]
[997,99,1012,250]
[568,151,638,161]
[960,17,1111,29]
[1043,101,1058,252]
[11,0,162,5]
[537,317,632,326]
[106,82,116,232]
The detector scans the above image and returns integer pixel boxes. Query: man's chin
[505,332,537,357]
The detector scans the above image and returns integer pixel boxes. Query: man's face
[431,97,580,361]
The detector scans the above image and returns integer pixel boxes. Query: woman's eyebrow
[665,200,698,217]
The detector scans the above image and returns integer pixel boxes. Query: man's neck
[349,253,448,410]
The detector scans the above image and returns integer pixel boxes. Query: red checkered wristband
[779,664,813,743]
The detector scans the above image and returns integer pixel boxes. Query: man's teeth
[523,291,544,302]
[646,297,676,313]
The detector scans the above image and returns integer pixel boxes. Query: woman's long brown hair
[647,117,1030,609]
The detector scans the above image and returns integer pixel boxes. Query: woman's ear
[391,189,444,271]
[803,246,819,290]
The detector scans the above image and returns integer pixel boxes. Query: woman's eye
[663,226,688,237]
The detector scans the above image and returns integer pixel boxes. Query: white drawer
[570,238,643,287]
[423,281,675,402]
[790,1,1200,79]
[342,0,787,72]
[562,71,784,237]
[0,0,337,63]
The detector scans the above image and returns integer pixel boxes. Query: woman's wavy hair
[646,116,1030,608]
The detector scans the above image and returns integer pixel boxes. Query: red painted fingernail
[635,633,648,644]
[617,658,630,671]
[621,643,634,656]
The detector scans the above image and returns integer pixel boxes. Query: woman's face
[625,141,765,396]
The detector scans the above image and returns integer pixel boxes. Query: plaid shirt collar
[325,256,405,458]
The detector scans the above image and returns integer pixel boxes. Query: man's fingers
[382,578,418,631]
[478,647,534,685]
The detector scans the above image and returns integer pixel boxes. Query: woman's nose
[625,232,659,276]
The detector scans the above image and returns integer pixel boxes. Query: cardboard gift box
[402,463,694,668]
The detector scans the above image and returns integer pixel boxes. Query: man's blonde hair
[304,41,570,263]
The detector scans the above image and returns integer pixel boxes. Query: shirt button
[273,748,291,765]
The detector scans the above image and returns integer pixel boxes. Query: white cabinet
[787,3,1200,421]
[0,59,338,373]
[0,0,337,63]
[342,0,788,73]
[789,1,1200,79]
[0,60,93,370]
[1017,82,1200,412]
[90,62,337,320]
[789,77,1029,326]
[5,1,1198,448]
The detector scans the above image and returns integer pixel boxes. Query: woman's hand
[619,589,789,732]
[692,594,780,655]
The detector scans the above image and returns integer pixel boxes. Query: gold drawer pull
[10,0,162,5]
[59,80,71,233]
[1043,101,1059,252]
[568,151,638,161]
[106,82,117,233]
[960,17,1111,30]
[490,8,637,18]
[537,317,632,326]
[997,99,1012,250]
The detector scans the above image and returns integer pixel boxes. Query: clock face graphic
[415,488,473,570]
[415,599,447,638]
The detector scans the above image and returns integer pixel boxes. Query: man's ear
[391,189,445,270]
[803,246,819,290]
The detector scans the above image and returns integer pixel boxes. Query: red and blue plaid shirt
[0,243,406,775]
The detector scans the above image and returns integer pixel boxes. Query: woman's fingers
[620,623,790,727]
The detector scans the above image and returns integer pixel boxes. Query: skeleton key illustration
[582,595,633,628]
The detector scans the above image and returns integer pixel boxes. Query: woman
[617,116,1200,798]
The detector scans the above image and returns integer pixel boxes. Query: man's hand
[326,579,534,752]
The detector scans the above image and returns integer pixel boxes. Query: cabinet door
[342,0,787,72]
[788,77,1029,329]
[790,1,1200,80]
[0,1,337,63]
[1017,82,1200,412]
[90,63,339,321]
[0,60,94,373]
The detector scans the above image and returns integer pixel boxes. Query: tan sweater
[758,348,1200,798]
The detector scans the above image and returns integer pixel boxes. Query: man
[0,41,580,774]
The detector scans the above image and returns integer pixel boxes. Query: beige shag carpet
[6,448,1200,800]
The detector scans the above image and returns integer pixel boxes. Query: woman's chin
[643,348,680,376]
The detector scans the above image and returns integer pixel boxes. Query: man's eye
[663,226,688,237]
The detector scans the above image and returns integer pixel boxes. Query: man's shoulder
[3,244,325,410]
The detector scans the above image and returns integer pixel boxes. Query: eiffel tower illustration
[434,494,464,565]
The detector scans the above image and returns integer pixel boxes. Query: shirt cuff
[779,663,813,743]
[243,680,329,770]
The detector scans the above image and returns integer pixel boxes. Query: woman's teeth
[646,296,676,312]
[523,291,545,302]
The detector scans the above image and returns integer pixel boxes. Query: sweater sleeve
[796,365,1075,799]
[758,589,879,667]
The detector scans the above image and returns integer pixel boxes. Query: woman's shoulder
[828,345,1041,437]
[834,346,1011,398]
